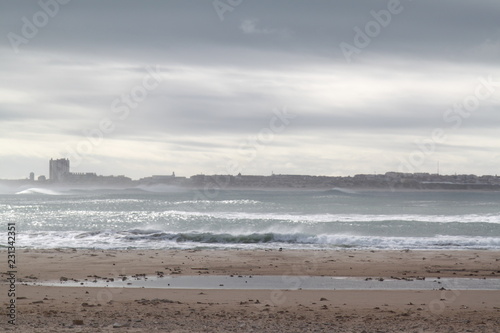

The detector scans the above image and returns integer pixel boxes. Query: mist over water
[2,187,500,250]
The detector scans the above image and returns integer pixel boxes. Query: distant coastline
[1,171,500,191]
[1,158,499,191]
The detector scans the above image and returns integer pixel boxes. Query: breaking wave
[323,188,359,195]
[15,188,64,195]
[16,230,500,250]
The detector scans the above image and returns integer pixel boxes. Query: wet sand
[2,248,500,332]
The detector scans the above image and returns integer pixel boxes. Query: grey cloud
[3,0,498,65]
[1,0,499,179]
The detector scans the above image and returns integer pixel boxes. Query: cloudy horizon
[1,0,499,180]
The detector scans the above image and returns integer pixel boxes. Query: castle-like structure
[49,158,70,182]
[48,158,130,184]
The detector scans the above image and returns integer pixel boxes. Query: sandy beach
[2,249,500,332]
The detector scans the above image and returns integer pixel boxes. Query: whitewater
[1,186,499,250]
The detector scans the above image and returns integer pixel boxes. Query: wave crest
[59,230,500,250]
[15,188,63,195]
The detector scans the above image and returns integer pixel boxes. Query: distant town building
[138,173,186,185]
[66,172,98,182]
[47,158,133,185]
[49,158,70,182]
[29,172,35,181]
[38,175,46,182]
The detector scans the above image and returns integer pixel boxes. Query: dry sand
[1,249,499,332]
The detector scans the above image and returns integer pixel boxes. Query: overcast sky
[1,0,499,180]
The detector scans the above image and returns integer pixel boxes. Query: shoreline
[8,248,500,281]
[2,248,499,332]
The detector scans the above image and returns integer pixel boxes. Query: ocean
[2,186,500,250]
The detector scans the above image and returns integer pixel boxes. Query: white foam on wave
[16,229,500,251]
[329,187,359,194]
[155,210,500,224]
[171,199,262,206]
[15,188,64,195]
[307,234,500,249]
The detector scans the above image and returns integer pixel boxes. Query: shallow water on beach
[2,187,500,250]
[27,275,500,291]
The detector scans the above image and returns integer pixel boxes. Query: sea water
[28,275,500,291]
[1,186,500,250]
